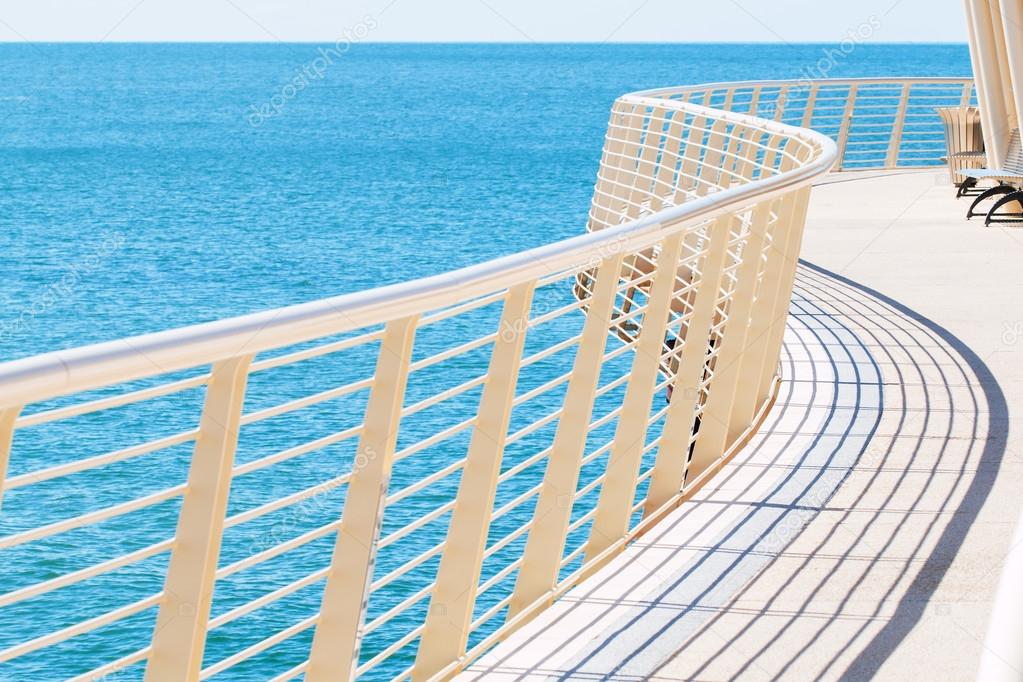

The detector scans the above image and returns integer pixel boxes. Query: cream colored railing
[636,77,975,171]
[0,85,840,681]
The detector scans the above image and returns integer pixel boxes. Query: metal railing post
[643,215,733,516]
[306,315,418,681]
[687,200,773,481]
[800,84,819,129]
[0,407,21,514]
[584,231,687,562]
[835,84,859,169]
[727,141,800,431]
[886,83,911,168]
[413,282,535,680]
[727,195,789,438]
[756,185,812,405]
[590,101,645,229]
[145,354,254,681]
[508,252,625,620]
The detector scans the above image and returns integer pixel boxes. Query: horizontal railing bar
[0,538,174,608]
[355,624,425,676]
[491,481,544,522]
[512,369,574,408]
[216,520,341,580]
[232,424,362,478]
[363,583,434,635]
[223,473,349,530]
[4,429,198,490]
[385,457,466,506]
[477,557,522,596]
[378,500,455,549]
[469,593,513,631]
[67,647,151,682]
[0,485,186,550]
[410,332,497,372]
[418,290,507,328]
[402,372,487,418]
[0,593,162,663]
[16,374,209,429]
[268,661,308,682]
[209,568,329,630]
[371,540,445,593]
[250,329,384,373]
[394,416,476,462]
[519,332,584,368]
[239,378,373,426]
[483,521,532,559]
[199,614,318,679]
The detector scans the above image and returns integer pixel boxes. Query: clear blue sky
[0,0,968,43]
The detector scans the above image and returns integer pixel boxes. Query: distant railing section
[631,77,976,171]
[0,87,836,680]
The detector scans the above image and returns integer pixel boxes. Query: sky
[0,0,968,43]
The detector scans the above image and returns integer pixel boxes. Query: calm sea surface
[0,44,970,680]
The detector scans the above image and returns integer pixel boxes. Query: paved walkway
[460,170,1023,681]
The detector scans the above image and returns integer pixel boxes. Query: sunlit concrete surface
[460,169,1023,681]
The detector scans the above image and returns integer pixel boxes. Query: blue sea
[0,44,970,680]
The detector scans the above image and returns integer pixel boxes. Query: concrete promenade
[460,169,1023,681]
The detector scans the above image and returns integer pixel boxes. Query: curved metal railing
[0,83,840,681]
[627,77,975,171]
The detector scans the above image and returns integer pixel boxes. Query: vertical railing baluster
[413,282,535,681]
[654,111,686,210]
[727,194,790,437]
[756,184,813,405]
[642,215,733,517]
[886,83,911,168]
[306,316,418,682]
[677,114,708,200]
[800,83,819,129]
[728,140,799,431]
[583,230,686,563]
[0,406,22,513]
[961,79,974,106]
[773,86,789,122]
[701,118,731,190]
[835,83,859,170]
[687,199,773,482]
[747,86,761,116]
[145,354,254,681]
[508,252,625,620]
[635,106,668,210]
[590,100,643,230]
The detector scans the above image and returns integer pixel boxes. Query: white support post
[886,83,911,168]
[413,282,535,681]
[306,316,418,682]
[508,252,625,620]
[643,216,733,516]
[584,231,687,562]
[0,406,22,514]
[756,185,812,405]
[835,84,859,169]
[999,0,1023,135]
[687,200,773,482]
[145,354,254,681]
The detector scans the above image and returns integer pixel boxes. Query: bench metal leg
[966,184,1016,219]
[956,176,978,198]
[985,190,1023,226]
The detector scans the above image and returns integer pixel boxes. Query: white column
[964,0,1012,166]
[1000,0,1023,134]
